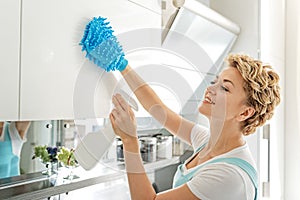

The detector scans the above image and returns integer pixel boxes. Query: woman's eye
[221,86,229,92]
[210,81,216,85]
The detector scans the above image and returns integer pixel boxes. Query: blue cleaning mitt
[80,17,128,72]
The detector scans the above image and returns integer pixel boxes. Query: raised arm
[121,65,195,144]
[79,17,196,144]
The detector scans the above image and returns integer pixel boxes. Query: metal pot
[140,137,157,163]
[157,135,173,159]
[116,137,124,162]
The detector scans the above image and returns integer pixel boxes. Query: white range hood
[163,0,240,73]
[161,0,241,121]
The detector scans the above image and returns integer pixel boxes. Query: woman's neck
[202,120,245,158]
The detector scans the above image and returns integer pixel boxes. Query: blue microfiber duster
[80,17,128,72]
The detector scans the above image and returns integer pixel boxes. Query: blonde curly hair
[226,54,281,135]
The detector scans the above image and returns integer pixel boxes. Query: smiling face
[199,67,252,123]
[202,53,280,136]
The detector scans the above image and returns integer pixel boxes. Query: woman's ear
[237,106,255,122]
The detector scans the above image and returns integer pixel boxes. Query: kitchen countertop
[0,157,180,200]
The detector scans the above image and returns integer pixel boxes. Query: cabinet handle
[262,124,270,197]
[45,124,53,129]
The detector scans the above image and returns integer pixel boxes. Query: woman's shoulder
[188,161,255,200]
[221,143,256,167]
[188,144,255,199]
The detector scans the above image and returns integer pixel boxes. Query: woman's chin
[198,105,210,117]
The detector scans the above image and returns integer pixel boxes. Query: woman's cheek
[211,94,228,119]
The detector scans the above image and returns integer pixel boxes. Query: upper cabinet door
[20,0,160,120]
[0,0,20,121]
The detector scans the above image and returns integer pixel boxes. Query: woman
[0,121,31,178]
[109,54,280,200]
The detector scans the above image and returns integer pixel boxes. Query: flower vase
[63,165,79,181]
[42,162,57,177]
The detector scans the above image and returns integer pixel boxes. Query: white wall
[285,0,300,199]
[210,0,259,57]
[260,0,285,199]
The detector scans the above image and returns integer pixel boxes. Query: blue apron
[0,123,20,178]
[173,143,258,200]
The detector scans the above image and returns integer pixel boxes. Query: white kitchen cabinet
[0,0,21,121]
[19,0,160,120]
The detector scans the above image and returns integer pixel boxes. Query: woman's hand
[109,94,137,140]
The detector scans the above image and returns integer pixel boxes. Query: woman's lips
[203,96,215,104]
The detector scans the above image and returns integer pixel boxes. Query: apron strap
[174,156,258,200]
[195,144,258,191]
[205,157,258,200]
[194,142,208,153]
[176,142,258,200]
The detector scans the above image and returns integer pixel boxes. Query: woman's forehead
[218,67,245,86]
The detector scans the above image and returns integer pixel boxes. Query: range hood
[161,0,241,121]
[162,0,240,73]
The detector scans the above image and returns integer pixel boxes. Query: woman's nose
[207,84,217,95]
